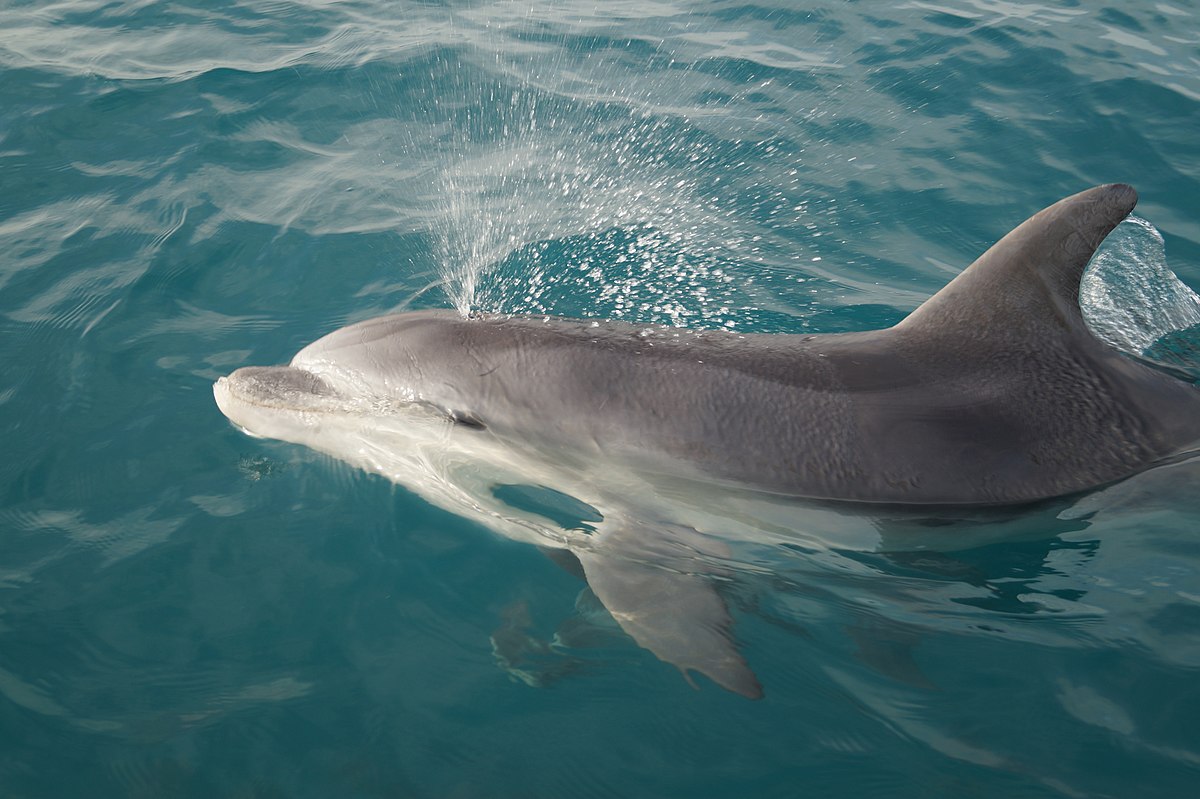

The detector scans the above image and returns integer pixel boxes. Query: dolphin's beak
[218,366,338,410]
[214,365,346,438]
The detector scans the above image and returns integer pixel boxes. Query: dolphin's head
[212,313,597,550]
[214,310,478,438]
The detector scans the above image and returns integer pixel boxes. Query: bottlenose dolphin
[213,183,1200,697]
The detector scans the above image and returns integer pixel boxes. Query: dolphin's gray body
[219,184,1200,505]
[213,184,1200,697]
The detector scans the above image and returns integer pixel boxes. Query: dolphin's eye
[449,409,487,430]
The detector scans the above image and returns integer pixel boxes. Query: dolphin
[213,183,1200,697]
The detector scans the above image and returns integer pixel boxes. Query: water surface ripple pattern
[1,1,1200,797]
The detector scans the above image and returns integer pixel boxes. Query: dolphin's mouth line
[216,368,471,427]
[216,376,300,414]
[217,366,354,414]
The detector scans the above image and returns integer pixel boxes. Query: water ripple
[2,1,1200,797]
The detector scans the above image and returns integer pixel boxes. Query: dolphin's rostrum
[214,184,1200,697]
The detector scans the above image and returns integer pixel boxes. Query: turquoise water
[3,1,1200,796]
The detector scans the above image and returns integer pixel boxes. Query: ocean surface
[3,1,1200,796]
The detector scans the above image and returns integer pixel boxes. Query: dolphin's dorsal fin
[896,184,1138,339]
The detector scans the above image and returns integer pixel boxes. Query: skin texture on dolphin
[213,184,1200,697]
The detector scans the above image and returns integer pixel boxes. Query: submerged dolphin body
[214,184,1200,697]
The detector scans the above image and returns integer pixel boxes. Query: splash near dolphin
[214,184,1200,698]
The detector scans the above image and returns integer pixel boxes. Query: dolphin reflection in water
[215,185,1200,697]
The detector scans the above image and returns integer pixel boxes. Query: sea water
[2,2,1200,797]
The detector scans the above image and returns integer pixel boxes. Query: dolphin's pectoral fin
[575,544,763,700]
[536,545,586,581]
[899,183,1138,338]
